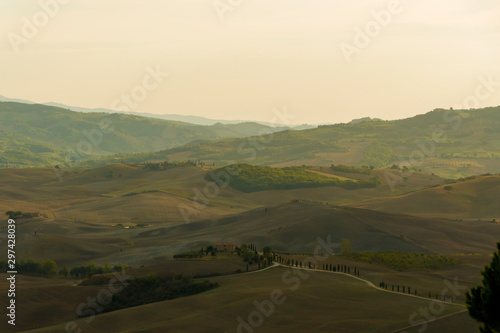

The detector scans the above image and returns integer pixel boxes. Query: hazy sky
[1,0,499,124]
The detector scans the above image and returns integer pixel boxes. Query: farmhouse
[216,242,235,252]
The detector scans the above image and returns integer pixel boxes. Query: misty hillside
[3,101,500,179]
[93,106,500,178]
[0,94,316,128]
[0,102,287,167]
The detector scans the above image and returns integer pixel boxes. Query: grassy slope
[0,274,103,332]
[349,174,500,219]
[0,164,443,228]
[1,165,497,267]
[143,202,500,256]
[18,268,466,333]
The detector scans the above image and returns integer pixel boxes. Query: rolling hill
[4,100,500,180]
[0,163,445,237]
[0,102,287,167]
[12,268,467,333]
[93,106,500,178]
[0,94,318,127]
[349,174,500,219]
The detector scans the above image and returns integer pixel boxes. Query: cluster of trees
[330,164,373,175]
[174,243,274,270]
[236,244,273,269]
[201,246,216,256]
[0,259,57,276]
[143,160,202,171]
[173,250,204,259]
[206,164,379,193]
[350,252,459,270]
[174,245,227,259]
[68,263,127,279]
[88,273,218,315]
[5,211,38,219]
[0,259,128,279]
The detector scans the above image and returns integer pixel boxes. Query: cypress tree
[466,242,500,333]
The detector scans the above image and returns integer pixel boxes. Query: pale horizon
[1,0,499,125]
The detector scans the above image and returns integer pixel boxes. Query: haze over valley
[1,1,500,332]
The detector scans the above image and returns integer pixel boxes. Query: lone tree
[466,242,500,333]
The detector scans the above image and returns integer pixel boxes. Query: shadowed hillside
[349,174,500,219]
[9,268,466,333]
[136,202,500,258]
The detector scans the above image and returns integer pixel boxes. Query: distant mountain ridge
[2,95,500,180]
[0,101,291,167]
[88,106,500,179]
[0,94,316,128]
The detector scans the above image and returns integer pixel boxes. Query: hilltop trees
[5,211,39,219]
[5,211,22,219]
[330,164,372,175]
[0,258,57,276]
[206,164,379,193]
[466,242,500,333]
[236,244,273,268]
[40,259,57,276]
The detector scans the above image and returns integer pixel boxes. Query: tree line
[0,259,128,279]
[82,273,218,315]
